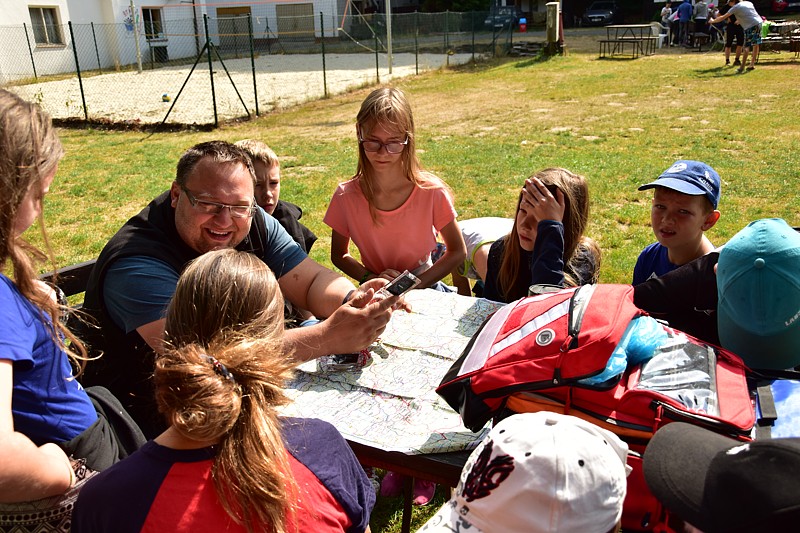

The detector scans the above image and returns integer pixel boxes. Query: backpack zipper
[561,284,596,352]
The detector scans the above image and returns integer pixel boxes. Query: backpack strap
[748,368,800,382]
[755,384,776,439]
[749,369,800,440]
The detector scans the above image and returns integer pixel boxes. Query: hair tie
[200,354,236,385]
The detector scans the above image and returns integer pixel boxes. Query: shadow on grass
[694,64,742,77]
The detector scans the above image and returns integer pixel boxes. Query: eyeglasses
[359,136,409,154]
[181,187,256,219]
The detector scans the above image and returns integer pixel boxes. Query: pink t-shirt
[324,176,457,274]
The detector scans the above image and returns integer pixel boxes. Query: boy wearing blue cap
[632,160,721,285]
[634,218,800,371]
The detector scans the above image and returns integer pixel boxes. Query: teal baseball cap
[717,219,800,370]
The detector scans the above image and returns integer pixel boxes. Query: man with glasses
[80,141,397,437]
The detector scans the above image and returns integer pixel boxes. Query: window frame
[28,6,64,46]
[142,7,166,41]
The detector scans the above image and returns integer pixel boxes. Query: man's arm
[137,319,166,353]
[279,257,356,318]
[103,256,179,353]
[282,279,398,362]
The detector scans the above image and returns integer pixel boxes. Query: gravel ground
[10,51,472,126]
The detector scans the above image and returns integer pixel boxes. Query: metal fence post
[415,11,419,75]
[492,19,497,57]
[471,11,476,63]
[23,23,38,81]
[444,11,449,52]
[248,13,258,116]
[374,33,380,84]
[131,0,142,73]
[91,22,103,73]
[67,22,89,120]
[320,12,328,98]
[204,14,218,128]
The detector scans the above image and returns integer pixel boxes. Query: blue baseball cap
[717,219,800,370]
[638,160,721,209]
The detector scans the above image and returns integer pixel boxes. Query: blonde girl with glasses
[0,89,144,531]
[324,87,466,293]
[72,250,375,533]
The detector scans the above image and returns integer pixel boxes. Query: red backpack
[436,284,756,531]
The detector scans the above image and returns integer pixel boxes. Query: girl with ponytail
[73,249,375,532]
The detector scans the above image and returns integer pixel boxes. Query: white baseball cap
[418,412,631,533]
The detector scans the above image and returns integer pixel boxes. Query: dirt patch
[10,52,472,126]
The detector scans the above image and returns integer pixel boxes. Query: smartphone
[329,353,360,367]
[379,270,421,298]
[319,349,371,372]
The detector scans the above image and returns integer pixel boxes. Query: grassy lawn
[41,43,799,285]
[26,34,799,531]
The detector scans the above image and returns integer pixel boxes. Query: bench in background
[40,259,97,302]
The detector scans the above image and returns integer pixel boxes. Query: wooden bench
[599,37,657,59]
[511,40,545,56]
[40,259,97,303]
[600,38,644,59]
[689,32,711,52]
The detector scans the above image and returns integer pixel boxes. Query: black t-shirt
[633,252,720,345]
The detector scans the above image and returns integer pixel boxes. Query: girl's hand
[356,277,411,312]
[521,178,566,223]
[377,269,402,282]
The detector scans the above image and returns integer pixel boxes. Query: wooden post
[545,2,561,56]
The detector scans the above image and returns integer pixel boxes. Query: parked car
[772,0,800,13]
[581,1,620,26]
[484,6,522,30]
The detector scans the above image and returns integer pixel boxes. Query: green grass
[39,49,799,286]
[23,43,800,531]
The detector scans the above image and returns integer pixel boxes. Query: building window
[28,6,64,45]
[142,8,165,40]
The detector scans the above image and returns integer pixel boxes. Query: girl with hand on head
[0,89,143,530]
[483,168,601,303]
[324,87,466,292]
[72,250,375,533]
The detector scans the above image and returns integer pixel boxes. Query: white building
[0,0,342,83]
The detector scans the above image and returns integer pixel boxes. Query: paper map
[280,290,505,454]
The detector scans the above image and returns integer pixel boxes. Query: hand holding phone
[376,270,421,300]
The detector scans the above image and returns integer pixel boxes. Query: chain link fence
[1,9,529,128]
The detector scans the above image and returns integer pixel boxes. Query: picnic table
[280,289,503,532]
[599,24,658,59]
[761,21,800,58]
